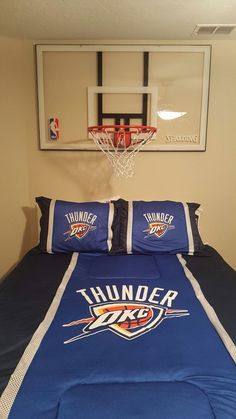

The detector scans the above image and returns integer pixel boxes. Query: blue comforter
[1,253,235,419]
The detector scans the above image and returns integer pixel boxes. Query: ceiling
[1,0,236,41]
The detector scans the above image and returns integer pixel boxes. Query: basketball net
[88,125,157,177]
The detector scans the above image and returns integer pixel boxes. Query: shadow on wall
[20,206,39,257]
[0,207,39,283]
[41,151,114,200]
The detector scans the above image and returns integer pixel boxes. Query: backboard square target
[87,86,158,135]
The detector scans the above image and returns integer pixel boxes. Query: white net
[89,125,156,177]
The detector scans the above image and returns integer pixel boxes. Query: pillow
[118,200,204,255]
[36,197,119,254]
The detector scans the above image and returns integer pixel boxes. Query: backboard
[36,44,211,151]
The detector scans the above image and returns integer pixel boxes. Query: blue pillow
[36,197,117,254]
[121,200,204,254]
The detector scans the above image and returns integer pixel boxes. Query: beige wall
[0,38,236,278]
[0,37,34,279]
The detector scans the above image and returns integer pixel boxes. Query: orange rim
[88,125,157,134]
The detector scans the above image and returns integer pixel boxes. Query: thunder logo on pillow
[143,212,175,238]
[63,211,97,240]
[62,284,189,342]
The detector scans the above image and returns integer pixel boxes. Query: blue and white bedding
[0,248,235,419]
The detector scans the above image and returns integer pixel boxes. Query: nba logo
[49,118,59,140]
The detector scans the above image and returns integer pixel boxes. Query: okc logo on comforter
[62,285,189,343]
[143,212,175,239]
[64,211,97,240]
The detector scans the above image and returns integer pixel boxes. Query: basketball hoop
[88,125,157,177]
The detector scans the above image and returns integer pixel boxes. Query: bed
[0,198,235,419]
